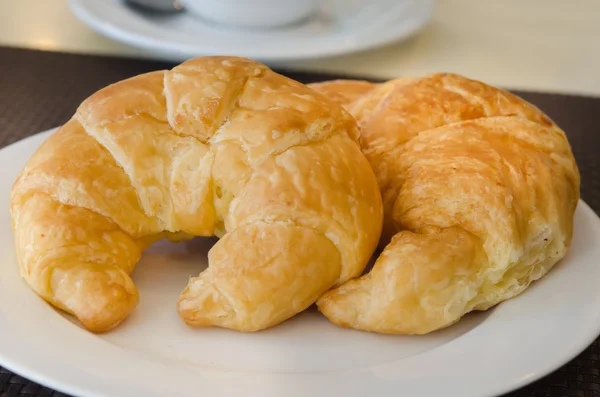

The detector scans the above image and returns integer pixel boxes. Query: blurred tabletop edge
[0,44,600,397]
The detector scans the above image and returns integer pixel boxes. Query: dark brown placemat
[0,46,599,397]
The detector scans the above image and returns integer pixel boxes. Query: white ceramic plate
[68,0,435,62]
[1,129,600,397]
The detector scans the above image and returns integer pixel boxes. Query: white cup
[178,0,319,29]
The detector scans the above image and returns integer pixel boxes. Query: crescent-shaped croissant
[10,57,382,333]
[310,74,580,334]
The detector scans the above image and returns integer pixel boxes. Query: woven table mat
[0,46,599,397]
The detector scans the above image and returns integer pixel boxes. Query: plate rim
[67,0,435,62]
[1,129,599,397]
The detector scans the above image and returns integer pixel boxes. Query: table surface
[1,0,600,96]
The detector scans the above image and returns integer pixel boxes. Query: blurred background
[0,0,598,96]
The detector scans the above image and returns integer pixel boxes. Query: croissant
[10,56,383,333]
[309,74,580,334]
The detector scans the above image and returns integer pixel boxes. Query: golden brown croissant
[10,56,383,333]
[309,74,580,334]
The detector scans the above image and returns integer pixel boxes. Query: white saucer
[1,129,600,397]
[68,0,435,62]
